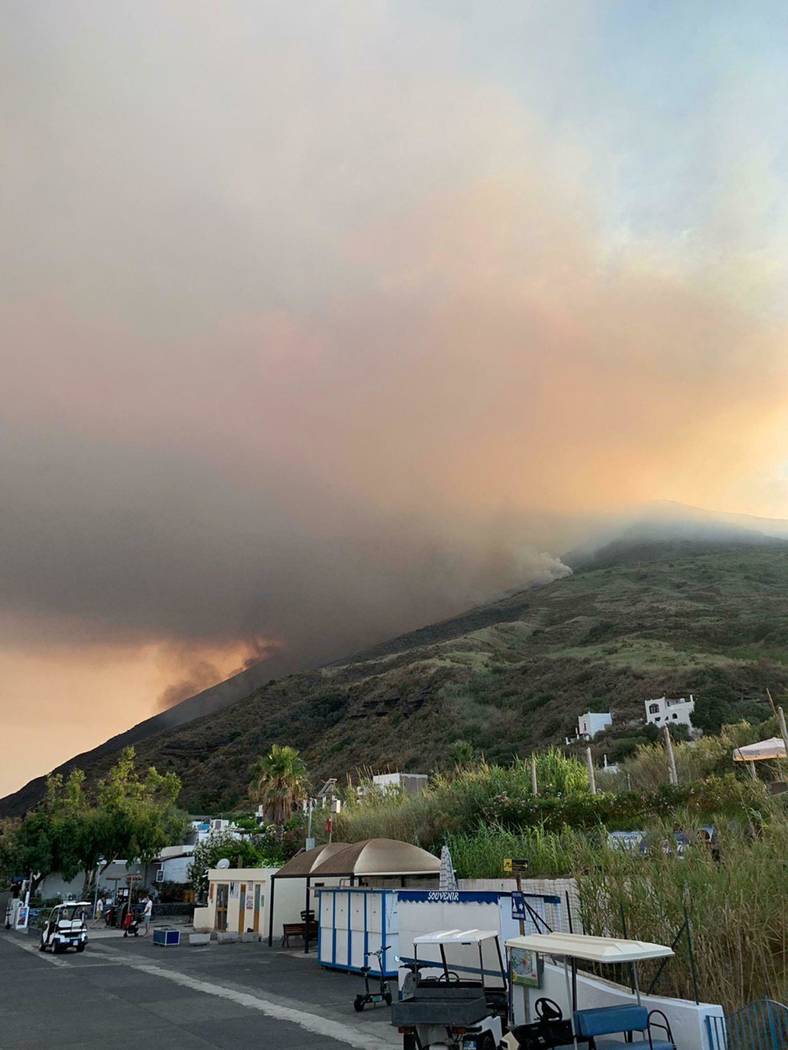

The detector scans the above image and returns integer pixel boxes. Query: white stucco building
[365,772,429,796]
[645,694,695,729]
[576,711,613,740]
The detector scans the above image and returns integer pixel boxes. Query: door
[238,883,246,934]
[253,885,261,934]
[215,884,228,932]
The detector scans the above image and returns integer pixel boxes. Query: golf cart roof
[505,932,673,964]
[414,928,500,945]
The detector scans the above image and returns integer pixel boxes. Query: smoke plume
[1,2,788,792]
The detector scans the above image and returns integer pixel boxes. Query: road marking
[93,946,398,1049]
[1,934,67,967]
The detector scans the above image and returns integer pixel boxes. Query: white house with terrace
[645,694,695,730]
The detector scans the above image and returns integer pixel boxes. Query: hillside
[4,539,788,815]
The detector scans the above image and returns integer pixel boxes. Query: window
[155,868,165,882]
[672,713,678,720]
[648,703,659,714]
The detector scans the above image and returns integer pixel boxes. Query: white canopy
[733,737,786,762]
[415,928,500,945]
[505,932,673,964]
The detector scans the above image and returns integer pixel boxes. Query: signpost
[504,857,531,1022]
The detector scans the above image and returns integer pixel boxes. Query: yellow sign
[503,858,513,873]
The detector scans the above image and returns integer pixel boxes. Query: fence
[706,999,788,1050]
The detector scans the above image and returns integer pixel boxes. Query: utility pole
[305,798,315,850]
[663,725,678,786]
[777,707,788,782]
[530,755,538,796]
[766,688,777,716]
[585,747,597,795]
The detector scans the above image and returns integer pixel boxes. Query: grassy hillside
[119,540,788,810]
[5,539,788,815]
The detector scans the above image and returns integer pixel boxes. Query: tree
[0,748,186,899]
[248,745,308,825]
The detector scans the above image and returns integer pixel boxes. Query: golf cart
[392,928,509,1050]
[502,933,677,1050]
[39,901,91,954]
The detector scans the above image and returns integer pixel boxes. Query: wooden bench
[281,920,318,947]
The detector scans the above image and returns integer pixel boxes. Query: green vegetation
[335,723,786,1010]
[248,744,309,824]
[5,541,787,814]
[187,828,287,899]
[0,748,185,897]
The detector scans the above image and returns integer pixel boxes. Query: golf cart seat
[594,1042,673,1050]
[391,985,490,1027]
[574,1005,675,1050]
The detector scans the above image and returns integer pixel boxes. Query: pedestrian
[142,894,153,934]
[95,897,104,921]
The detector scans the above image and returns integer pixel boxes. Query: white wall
[514,961,722,1050]
[37,871,87,901]
[202,867,339,938]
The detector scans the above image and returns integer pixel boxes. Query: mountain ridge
[4,535,787,816]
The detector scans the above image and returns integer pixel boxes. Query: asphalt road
[0,929,401,1049]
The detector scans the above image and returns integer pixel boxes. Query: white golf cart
[393,928,509,1050]
[39,901,91,954]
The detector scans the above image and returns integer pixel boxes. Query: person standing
[142,894,153,934]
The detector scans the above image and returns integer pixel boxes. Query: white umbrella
[733,737,786,762]
[439,845,457,891]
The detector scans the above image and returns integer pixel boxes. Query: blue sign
[399,890,505,904]
[511,892,527,920]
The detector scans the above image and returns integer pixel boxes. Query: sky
[2,1,788,796]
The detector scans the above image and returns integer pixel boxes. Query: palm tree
[249,745,308,825]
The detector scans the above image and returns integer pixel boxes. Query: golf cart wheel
[39,939,46,952]
[402,1034,417,1050]
[52,943,64,954]
[353,996,365,1012]
[479,1035,496,1050]
[76,943,86,952]
[384,990,392,1006]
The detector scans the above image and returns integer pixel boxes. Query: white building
[190,817,244,843]
[145,845,195,887]
[645,694,695,729]
[372,772,428,796]
[356,772,429,799]
[576,711,612,740]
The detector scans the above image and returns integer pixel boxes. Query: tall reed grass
[336,756,786,1011]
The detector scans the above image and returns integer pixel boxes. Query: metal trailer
[316,886,399,977]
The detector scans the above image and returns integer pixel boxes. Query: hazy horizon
[3,2,788,795]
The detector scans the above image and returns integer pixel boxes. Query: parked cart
[392,928,508,1050]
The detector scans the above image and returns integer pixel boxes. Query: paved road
[0,930,401,1049]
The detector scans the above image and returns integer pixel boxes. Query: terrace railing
[706,998,788,1050]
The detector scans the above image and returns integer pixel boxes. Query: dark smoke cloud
[1,1,787,734]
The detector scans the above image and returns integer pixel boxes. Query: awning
[733,737,786,762]
[505,932,673,964]
[273,843,350,878]
[308,838,441,877]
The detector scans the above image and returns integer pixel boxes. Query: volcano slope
[5,540,788,814]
